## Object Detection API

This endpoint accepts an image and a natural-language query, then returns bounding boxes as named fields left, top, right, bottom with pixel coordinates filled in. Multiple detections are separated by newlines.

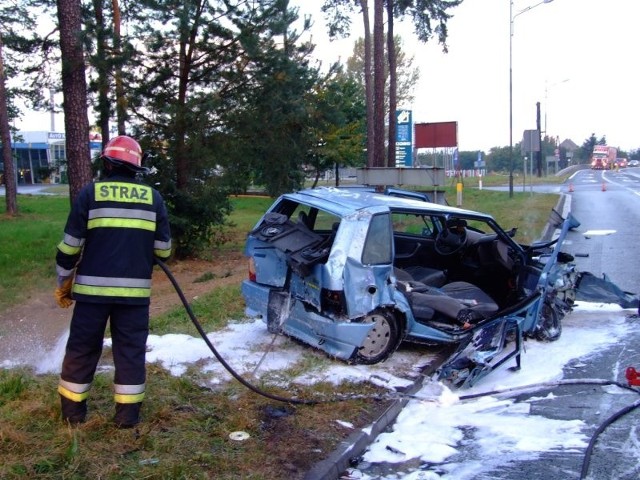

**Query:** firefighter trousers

left=58, top=302, right=149, bottom=426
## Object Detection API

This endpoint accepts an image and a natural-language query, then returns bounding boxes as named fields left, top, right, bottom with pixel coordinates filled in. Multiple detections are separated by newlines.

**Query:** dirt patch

left=149, top=251, right=247, bottom=316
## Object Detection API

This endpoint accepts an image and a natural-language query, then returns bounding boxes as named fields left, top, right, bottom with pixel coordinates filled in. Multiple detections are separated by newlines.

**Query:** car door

left=342, top=211, right=396, bottom=318
left=391, top=211, right=444, bottom=269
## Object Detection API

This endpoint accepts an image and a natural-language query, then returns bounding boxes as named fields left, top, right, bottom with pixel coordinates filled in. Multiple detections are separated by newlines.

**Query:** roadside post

left=522, top=129, right=540, bottom=195
left=475, top=151, right=485, bottom=191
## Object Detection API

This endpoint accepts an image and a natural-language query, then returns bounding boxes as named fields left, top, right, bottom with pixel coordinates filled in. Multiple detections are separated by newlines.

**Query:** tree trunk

left=358, top=0, right=375, bottom=168
left=93, top=0, right=110, bottom=149
left=112, top=0, right=127, bottom=135
left=0, top=36, right=17, bottom=216
left=372, top=0, right=385, bottom=168
left=386, top=2, right=397, bottom=168
left=57, top=0, right=93, bottom=204
left=175, top=37, right=191, bottom=190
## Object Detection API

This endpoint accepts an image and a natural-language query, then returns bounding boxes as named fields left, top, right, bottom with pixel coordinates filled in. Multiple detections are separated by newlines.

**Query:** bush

left=162, top=182, right=232, bottom=258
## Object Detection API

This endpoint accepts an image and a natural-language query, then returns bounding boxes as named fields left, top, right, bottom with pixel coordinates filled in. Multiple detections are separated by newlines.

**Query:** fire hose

left=155, top=258, right=319, bottom=405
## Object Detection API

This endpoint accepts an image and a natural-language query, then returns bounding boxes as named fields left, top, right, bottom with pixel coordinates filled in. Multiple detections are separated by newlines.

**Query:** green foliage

left=231, top=50, right=315, bottom=196
left=413, top=1, right=464, bottom=44
left=346, top=34, right=420, bottom=107
left=161, top=181, right=233, bottom=259
left=0, top=0, right=57, bottom=116
left=116, top=1, right=349, bottom=238
left=305, top=70, right=367, bottom=183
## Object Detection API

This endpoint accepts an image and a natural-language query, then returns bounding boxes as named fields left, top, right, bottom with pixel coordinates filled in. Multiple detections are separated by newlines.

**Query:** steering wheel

left=435, top=225, right=467, bottom=256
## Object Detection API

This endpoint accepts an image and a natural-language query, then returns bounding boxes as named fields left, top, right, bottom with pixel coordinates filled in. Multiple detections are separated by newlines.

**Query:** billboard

left=395, top=110, right=413, bottom=167
left=414, top=121, right=458, bottom=148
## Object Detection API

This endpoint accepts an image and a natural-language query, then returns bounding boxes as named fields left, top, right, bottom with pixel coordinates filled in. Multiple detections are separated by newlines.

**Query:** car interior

left=256, top=203, right=524, bottom=330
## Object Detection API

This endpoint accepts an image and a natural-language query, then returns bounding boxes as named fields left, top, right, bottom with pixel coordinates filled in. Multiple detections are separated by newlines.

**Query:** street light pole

left=509, top=0, right=554, bottom=198
left=509, top=0, right=514, bottom=198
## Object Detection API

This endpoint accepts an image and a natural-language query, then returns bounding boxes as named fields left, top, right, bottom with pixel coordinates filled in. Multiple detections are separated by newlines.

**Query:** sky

left=4, top=300, right=638, bottom=479
left=15, top=1, right=640, bottom=153
left=291, top=0, right=640, bottom=153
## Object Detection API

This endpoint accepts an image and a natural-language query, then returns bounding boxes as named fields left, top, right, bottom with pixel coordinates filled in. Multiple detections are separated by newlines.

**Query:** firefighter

left=54, top=135, right=172, bottom=428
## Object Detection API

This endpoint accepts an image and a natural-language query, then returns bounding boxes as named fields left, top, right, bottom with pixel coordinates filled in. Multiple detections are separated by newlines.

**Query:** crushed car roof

left=285, top=187, right=492, bottom=219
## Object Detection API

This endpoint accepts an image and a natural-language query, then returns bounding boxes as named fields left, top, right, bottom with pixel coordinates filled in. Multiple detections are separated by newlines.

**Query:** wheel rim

left=359, top=313, right=392, bottom=359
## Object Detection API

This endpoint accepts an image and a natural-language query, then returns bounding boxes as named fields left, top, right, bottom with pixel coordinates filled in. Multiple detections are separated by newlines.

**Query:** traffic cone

left=602, top=182, right=607, bottom=192
left=569, top=183, right=574, bottom=192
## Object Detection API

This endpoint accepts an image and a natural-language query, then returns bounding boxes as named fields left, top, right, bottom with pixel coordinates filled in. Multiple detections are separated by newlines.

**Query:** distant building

left=1, top=131, right=102, bottom=184
left=559, top=138, right=579, bottom=166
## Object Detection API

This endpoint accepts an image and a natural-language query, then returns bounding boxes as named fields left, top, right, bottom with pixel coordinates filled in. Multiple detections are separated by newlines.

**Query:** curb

left=539, top=192, right=572, bottom=242
left=304, top=347, right=455, bottom=480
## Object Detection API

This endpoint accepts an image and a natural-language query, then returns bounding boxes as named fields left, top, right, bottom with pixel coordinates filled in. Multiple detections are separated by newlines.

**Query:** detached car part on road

left=241, top=187, right=583, bottom=388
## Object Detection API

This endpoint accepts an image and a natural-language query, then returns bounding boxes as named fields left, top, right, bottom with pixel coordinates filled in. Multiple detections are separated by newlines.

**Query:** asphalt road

left=0, top=184, right=59, bottom=196
left=7, top=178, right=640, bottom=479
left=472, top=317, right=640, bottom=480
left=564, top=167, right=640, bottom=293
left=348, top=169, right=640, bottom=480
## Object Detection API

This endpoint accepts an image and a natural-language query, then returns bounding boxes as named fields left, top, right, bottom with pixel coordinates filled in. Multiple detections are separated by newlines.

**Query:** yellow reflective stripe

left=95, top=182, right=153, bottom=205
left=57, top=241, right=82, bottom=255
left=154, top=248, right=172, bottom=258
left=73, top=284, right=151, bottom=298
left=114, top=392, right=145, bottom=404
left=58, top=385, right=90, bottom=402
left=154, top=239, right=172, bottom=258
left=88, top=218, right=156, bottom=231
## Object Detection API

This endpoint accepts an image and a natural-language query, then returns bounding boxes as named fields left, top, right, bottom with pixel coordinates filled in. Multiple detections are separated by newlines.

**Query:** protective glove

left=54, top=277, right=74, bottom=308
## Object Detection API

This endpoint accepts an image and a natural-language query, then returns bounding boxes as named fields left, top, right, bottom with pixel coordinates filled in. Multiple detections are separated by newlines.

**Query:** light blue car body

left=241, top=187, right=580, bottom=387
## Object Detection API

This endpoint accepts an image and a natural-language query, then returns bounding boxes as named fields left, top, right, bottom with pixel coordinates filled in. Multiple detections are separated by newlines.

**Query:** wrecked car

left=241, top=187, right=582, bottom=388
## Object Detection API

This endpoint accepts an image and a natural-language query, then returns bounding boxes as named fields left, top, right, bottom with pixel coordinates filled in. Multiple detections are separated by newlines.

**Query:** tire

left=352, top=310, right=401, bottom=365
left=535, top=301, right=562, bottom=342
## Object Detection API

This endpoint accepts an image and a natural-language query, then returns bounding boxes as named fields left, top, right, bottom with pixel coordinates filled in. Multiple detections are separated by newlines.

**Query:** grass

left=442, top=187, right=561, bottom=244
left=151, top=284, right=245, bottom=335
left=0, top=366, right=387, bottom=479
left=0, top=177, right=567, bottom=478
left=0, top=195, right=71, bottom=308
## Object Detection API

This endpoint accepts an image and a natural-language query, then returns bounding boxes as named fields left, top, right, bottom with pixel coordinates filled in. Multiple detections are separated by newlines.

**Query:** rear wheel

left=353, top=310, right=401, bottom=365
left=535, top=301, right=562, bottom=342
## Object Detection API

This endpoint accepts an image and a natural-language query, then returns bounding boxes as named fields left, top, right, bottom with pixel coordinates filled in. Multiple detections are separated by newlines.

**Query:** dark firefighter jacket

left=56, top=175, right=172, bottom=305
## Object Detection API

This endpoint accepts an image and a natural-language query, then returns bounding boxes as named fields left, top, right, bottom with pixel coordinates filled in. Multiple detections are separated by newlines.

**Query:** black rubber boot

left=114, top=403, right=141, bottom=429
left=60, top=396, right=87, bottom=425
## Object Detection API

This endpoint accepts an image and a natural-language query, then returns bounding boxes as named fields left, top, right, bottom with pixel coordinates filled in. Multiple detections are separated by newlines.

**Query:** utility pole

left=536, top=102, right=542, bottom=177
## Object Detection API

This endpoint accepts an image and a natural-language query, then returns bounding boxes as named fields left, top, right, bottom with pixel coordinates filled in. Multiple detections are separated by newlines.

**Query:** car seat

left=397, top=279, right=499, bottom=327
left=394, top=266, right=447, bottom=287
